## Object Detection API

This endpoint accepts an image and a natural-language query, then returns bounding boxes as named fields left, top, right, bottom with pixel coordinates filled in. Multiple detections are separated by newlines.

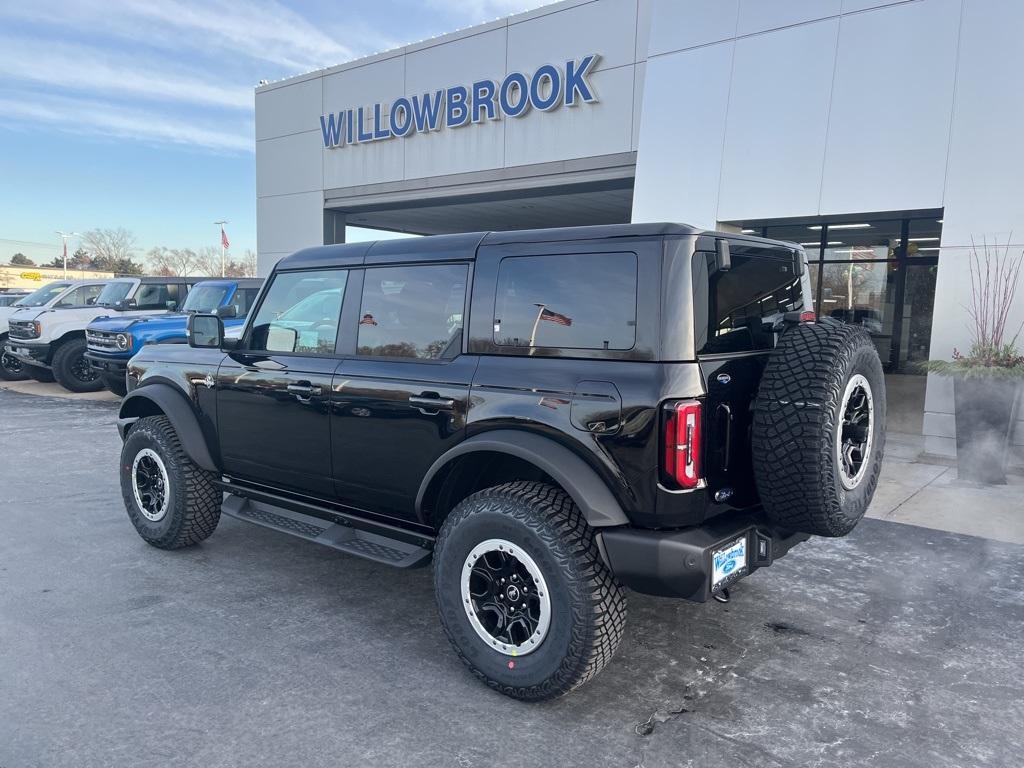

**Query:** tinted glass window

left=248, top=270, right=348, bottom=354
left=97, top=281, right=135, bottom=306
left=19, top=282, right=72, bottom=307
left=694, top=250, right=805, bottom=354
left=494, top=252, right=637, bottom=351
left=134, top=283, right=181, bottom=310
left=357, top=264, right=467, bottom=360
left=56, top=283, right=105, bottom=307
left=232, top=288, right=261, bottom=317
left=182, top=284, right=229, bottom=313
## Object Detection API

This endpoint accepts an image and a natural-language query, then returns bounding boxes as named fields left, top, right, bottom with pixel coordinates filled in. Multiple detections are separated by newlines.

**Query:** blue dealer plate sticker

left=711, top=536, right=747, bottom=591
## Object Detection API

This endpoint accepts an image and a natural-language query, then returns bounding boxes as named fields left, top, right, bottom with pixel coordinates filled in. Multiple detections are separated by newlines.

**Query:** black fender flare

left=416, top=430, right=630, bottom=528
left=118, top=383, right=218, bottom=472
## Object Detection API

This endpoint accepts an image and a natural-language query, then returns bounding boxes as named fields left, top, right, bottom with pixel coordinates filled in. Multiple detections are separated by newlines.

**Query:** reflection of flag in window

left=359, top=313, right=377, bottom=326
left=537, top=305, right=572, bottom=326
left=528, top=303, right=572, bottom=347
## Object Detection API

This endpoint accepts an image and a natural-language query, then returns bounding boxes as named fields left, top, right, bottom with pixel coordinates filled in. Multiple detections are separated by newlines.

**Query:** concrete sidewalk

left=0, top=379, right=119, bottom=402
left=868, top=431, right=1024, bottom=545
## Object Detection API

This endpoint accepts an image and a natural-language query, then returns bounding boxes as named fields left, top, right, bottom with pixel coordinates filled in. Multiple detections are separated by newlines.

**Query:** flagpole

left=214, top=220, right=228, bottom=277
left=55, top=231, right=80, bottom=279
left=528, top=303, right=546, bottom=349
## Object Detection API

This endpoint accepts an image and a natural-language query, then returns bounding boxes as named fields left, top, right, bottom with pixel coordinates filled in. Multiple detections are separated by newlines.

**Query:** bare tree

left=239, top=249, right=258, bottom=277
left=147, top=246, right=202, bottom=276
left=82, top=228, right=137, bottom=266
left=194, top=246, right=224, bottom=277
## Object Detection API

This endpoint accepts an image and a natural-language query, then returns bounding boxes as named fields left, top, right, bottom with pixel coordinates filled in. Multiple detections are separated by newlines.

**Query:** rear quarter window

left=493, top=252, right=638, bottom=352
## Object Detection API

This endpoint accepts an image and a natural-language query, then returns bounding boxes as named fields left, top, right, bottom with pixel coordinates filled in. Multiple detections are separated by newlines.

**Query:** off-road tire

left=752, top=318, right=886, bottom=537
left=434, top=481, right=626, bottom=701
left=120, top=415, right=221, bottom=549
left=51, top=337, right=103, bottom=393
left=102, top=373, right=128, bottom=397
left=0, top=337, right=29, bottom=381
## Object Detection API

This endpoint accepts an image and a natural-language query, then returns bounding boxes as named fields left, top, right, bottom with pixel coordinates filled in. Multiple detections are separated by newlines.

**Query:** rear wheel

left=751, top=318, right=886, bottom=537
left=51, top=337, right=103, bottom=393
left=120, top=415, right=221, bottom=549
left=434, top=481, right=626, bottom=701
left=101, top=373, right=128, bottom=397
left=0, top=337, right=28, bottom=381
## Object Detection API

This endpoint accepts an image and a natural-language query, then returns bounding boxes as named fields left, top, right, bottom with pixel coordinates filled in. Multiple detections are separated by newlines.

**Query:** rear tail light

left=663, top=400, right=703, bottom=489
left=798, top=310, right=816, bottom=323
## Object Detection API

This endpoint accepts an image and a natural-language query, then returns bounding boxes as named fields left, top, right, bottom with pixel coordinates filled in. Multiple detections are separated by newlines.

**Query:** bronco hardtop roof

left=278, top=223, right=718, bottom=271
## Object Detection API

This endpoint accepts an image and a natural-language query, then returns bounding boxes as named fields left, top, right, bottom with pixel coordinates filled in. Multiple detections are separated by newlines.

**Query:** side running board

left=221, top=494, right=432, bottom=568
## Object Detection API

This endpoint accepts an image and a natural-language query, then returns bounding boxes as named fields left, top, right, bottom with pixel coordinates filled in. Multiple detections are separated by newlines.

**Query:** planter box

left=954, top=377, right=1022, bottom=484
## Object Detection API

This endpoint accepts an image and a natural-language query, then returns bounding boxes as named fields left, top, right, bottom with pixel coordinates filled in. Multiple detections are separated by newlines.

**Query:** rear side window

left=247, top=270, right=348, bottom=354
left=694, top=248, right=805, bottom=354
left=134, top=283, right=184, bottom=311
left=493, top=252, right=637, bottom=351
left=232, top=288, right=261, bottom=317
left=357, top=264, right=467, bottom=360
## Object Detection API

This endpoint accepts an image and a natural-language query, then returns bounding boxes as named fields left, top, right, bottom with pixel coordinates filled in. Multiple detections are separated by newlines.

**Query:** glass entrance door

left=758, top=212, right=942, bottom=374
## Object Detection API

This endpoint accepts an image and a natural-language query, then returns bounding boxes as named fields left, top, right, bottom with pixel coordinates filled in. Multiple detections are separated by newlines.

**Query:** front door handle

left=409, top=394, right=456, bottom=413
left=287, top=382, right=322, bottom=397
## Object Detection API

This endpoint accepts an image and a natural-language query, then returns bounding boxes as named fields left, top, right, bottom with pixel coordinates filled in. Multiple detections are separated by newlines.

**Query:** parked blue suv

left=85, top=278, right=263, bottom=395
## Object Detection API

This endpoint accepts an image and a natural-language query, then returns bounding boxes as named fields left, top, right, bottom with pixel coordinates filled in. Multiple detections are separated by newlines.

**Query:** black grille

left=8, top=321, right=36, bottom=340
left=87, top=331, right=119, bottom=351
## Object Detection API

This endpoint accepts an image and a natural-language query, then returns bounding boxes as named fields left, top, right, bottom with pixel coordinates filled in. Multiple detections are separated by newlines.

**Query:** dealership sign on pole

left=320, top=54, right=600, bottom=149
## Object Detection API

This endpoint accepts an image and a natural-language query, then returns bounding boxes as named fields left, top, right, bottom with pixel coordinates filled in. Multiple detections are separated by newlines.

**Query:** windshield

left=17, top=282, right=73, bottom=308
left=97, top=281, right=135, bottom=307
left=182, top=284, right=229, bottom=313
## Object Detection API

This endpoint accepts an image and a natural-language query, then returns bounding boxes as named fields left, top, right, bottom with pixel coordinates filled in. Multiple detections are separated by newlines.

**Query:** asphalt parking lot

left=2, top=388, right=1022, bottom=768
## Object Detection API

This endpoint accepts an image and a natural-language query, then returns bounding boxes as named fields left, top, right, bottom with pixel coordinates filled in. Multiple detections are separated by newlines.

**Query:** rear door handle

left=409, top=393, right=456, bottom=412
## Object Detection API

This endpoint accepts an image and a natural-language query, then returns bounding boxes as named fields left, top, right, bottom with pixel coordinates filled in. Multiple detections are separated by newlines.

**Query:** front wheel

left=434, top=481, right=626, bottom=701
left=52, top=337, right=103, bottom=393
left=120, top=415, right=222, bottom=549
left=0, top=339, right=28, bottom=381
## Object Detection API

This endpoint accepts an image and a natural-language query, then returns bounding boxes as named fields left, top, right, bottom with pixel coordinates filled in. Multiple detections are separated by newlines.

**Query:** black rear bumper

left=599, top=512, right=809, bottom=602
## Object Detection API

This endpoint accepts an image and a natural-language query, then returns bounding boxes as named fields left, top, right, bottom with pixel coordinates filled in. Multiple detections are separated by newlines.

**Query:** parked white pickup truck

left=4, top=277, right=199, bottom=392
left=1, top=280, right=110, bottom=383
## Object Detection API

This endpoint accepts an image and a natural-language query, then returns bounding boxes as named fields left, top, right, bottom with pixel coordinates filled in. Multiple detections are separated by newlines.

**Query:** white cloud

left=0, top=0, right=361, bottom=72
left=0, top=36, right=252, bottom=111
left=0, top=92, right=253, bottom=153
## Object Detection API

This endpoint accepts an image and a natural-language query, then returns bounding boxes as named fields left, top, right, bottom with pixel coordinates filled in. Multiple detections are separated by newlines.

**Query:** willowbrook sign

left=319, top=54, right=600, bottom=149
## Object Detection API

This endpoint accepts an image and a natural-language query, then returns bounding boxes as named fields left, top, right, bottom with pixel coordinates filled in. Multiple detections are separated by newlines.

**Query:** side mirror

left=188, top=313, right=224, bottom=349
left=215, top=304, right=237, bottom=318
left=116, top=298, right=137, bottom=310
left=86, top=296, right=97, bottom=306
left=166, top=300, right=178, bottom=311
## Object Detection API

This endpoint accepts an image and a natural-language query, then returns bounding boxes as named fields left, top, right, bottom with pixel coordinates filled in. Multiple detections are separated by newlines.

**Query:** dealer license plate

left=711, top=535, right=748, bottom=591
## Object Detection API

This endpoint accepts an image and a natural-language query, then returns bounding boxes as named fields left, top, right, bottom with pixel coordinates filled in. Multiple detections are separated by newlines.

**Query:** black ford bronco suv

left=116, top=223, right=885, bottom=700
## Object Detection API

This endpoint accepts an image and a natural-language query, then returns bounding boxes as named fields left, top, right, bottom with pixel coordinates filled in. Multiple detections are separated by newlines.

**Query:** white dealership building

left=254, top=0, right=1024, bottom=461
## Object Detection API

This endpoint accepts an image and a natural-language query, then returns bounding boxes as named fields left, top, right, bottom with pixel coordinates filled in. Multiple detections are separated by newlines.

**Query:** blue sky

left=0, top=0, right=549, bottom=265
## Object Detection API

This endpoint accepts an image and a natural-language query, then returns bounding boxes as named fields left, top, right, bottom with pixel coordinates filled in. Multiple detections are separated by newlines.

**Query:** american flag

left=537, top=305, right=572, bottom=326
left=221, top=226, right=230, bottom=250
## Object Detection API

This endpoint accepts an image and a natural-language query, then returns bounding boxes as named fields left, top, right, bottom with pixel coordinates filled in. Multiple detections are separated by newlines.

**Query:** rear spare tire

left=751, top=318, right=886, bottom=537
